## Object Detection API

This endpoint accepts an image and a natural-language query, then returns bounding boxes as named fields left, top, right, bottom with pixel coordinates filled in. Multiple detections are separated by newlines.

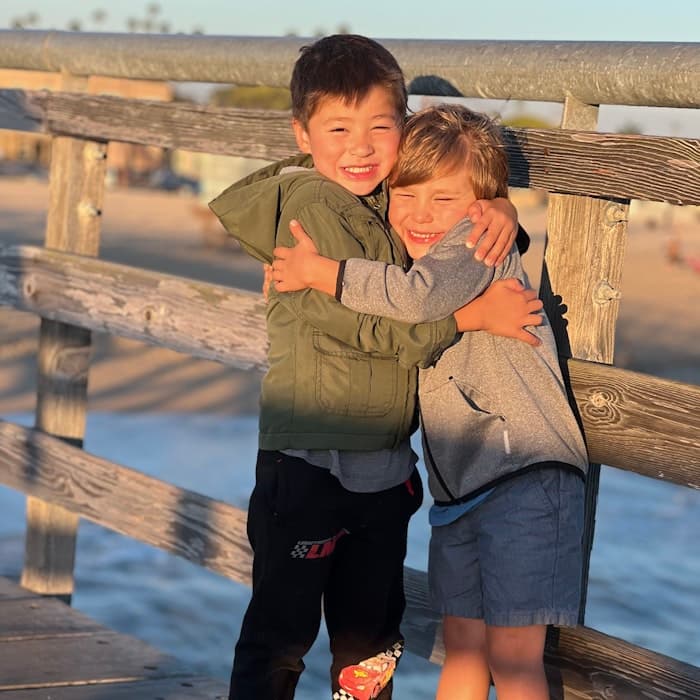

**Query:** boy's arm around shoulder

left=340, top=219, right=495, bottom=323
left=274, top=199, right=458, bottom=369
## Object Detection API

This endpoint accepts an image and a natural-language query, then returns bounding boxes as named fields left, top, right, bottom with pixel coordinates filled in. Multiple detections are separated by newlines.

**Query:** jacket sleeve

left=273, top=201, right=458, bottom=369
left=339, top=219, right=498, bottom=323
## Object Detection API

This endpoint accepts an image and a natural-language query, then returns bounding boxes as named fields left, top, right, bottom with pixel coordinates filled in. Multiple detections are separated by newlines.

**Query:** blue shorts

left=428, top=466, right=585, bottom=627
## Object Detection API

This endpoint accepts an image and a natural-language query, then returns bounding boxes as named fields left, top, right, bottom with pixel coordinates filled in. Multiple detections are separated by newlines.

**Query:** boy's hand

left=454, top=278, right=543, bottom=346
left=272, top=220, right=340, bottom=296
left=466, top=198, right=518, bottom=267
left=271, top=219, right=321, bottom=292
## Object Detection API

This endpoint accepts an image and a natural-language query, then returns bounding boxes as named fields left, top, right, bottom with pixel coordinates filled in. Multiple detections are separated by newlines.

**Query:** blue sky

left=1, top=0, right=699, bottom=41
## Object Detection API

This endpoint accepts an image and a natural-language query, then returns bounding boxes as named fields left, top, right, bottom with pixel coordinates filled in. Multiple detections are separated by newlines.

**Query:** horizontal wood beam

left=1, top=90, right=699, bottom=205
left=0, top=419, right=252, bottom=586
left=0, top=32, right=697, bottom=108
left=567, top=358, right=700, bottom=488
left=0, top=244, right=269, bottom=372
left=0, top=420, right=697, bottom=698
left=1, top=244, right=698, bottom=487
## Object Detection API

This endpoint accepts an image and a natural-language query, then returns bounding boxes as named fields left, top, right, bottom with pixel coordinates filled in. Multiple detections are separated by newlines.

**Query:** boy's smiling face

left=292, top=85, right=402, bottom=197
left=389, top=164, right=477, bottom=260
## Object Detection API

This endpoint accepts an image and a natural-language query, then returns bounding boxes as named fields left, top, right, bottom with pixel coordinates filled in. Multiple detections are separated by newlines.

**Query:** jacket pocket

left=420, top=376, right=512, bottom=498
left=313, top=331, right=398, bottom=417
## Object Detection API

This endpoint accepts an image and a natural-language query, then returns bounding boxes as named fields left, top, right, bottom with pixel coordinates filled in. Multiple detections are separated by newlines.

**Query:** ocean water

left=0, top=412, right=698, bottom=698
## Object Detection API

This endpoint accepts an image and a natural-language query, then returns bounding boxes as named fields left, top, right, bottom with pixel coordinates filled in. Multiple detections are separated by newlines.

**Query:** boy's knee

left=442, top=616, right=487, bottom=654
left=485, top=625, right=545, bottom=674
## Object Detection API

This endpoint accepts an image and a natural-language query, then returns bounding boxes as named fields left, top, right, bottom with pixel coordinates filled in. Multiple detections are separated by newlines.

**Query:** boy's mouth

left=342, top=165, right=378, bottom=178
left=405, top=230, right=444, bottom=242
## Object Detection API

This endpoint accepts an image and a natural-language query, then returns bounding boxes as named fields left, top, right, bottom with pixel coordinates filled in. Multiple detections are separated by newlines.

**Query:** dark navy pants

left=228, top=450, right=423, bottom=699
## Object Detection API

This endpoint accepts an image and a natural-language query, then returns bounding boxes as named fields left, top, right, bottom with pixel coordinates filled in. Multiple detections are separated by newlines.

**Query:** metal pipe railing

left=0, top=30, right=698, bottom=107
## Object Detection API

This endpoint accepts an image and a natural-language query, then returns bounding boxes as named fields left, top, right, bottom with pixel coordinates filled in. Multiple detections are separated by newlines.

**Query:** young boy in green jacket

left=210, top=34, right=539, bottom=700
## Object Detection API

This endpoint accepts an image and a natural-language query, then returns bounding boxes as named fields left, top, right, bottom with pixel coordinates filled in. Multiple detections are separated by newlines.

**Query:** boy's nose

left=349, top=136, right=374, bottom=157
left=412, top=209, right=433, bottom=223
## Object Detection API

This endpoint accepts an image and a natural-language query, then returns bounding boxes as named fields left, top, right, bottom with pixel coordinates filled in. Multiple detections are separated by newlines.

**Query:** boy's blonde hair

left=390, top=104, right=509, bottom=199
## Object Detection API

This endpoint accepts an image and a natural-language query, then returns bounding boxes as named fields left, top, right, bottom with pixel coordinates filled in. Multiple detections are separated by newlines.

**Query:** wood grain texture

left=21, top=97, right=108, bottom=596
left=1, top=89, right=698, bottom=204
left=0, top=596, right=103, bottom=640
left=0, top=420, right=253, bottom=586
left=567, top=358, right=700, bottom=485
left=0, top=578, right=227, bottom=698
left=0, top=632, right=181, bottom=689
left=0, top=244, right=269, bottom=371
left=541, top=97, right=626, bottom=623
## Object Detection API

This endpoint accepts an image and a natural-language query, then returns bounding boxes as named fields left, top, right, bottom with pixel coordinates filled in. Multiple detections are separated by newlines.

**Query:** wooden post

left=21, top=73, right=107, bottom=602
left=540, top=95, right=630, bottom=621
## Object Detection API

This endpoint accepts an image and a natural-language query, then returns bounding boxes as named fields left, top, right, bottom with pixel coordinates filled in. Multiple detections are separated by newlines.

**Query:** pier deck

left=0, top=577, right=227, bottom=699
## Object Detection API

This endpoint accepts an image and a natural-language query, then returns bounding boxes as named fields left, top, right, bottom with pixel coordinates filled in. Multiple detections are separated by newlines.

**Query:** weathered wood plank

left=0, top=420, right=253, bottom=586
left=1, top=89, right=698, bottom=204
left=0, top=244, right=269, bottom=371
left=22, top=88, right=108, bottom=598
left=541, top=96, right=628, bottom=622
left=0, top=595, right=103, bottom=639
left=0, top=577, right=37, bottom=601
left=551, top=625, right=700, bottom=699
left=0, top=677, right=228, bottom=699
left=567, top=358, right=700, bottom=486
left=1, top=246, right=697, bottom=485
left=0, top=632, right=182, bottom=690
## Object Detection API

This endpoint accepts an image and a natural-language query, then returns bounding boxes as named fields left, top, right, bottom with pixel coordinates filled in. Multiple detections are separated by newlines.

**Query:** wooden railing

left=0, top=31, right=698, bottom=698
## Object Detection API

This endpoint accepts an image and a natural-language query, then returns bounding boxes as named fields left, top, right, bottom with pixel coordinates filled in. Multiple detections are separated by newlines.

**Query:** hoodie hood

left=208, top=154, right=315, bottom=263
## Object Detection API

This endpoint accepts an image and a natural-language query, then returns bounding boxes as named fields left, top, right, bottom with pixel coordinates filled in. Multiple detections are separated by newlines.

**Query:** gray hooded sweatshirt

left=339, top=218, right=589, bottom=504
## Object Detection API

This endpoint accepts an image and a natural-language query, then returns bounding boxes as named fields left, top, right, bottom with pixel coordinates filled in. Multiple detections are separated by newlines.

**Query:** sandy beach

left=1, top=175, right=699, bottom=417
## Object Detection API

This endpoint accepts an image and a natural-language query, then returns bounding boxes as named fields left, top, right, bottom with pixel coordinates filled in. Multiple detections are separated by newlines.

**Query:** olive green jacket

left=209, top=156, right=457, bottom=451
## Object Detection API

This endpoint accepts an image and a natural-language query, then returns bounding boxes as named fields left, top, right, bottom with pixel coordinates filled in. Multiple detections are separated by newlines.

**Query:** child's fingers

left=526, top=299, right=544, bottom=314
left=466, top=219, right=488, bottom=250
left=289, top=219, right=313, bottom=243
left=501, top=278, right=525, bottom=291
left=467, top=201, right=484, bottom=223
left=289, top=219, right=305, bottom=240
left=481, top=225, right=518, bottom=266
left=272, top=246, right=290, bottom=260
left=524, top=310, right=544, bottom=326
left=515, top=329, right=542, bottom=347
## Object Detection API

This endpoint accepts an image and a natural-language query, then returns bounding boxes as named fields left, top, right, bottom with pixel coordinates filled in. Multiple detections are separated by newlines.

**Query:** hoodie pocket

left=420, top=376, right=513, bottom=496
left=313, top=331, right=398, bottom=417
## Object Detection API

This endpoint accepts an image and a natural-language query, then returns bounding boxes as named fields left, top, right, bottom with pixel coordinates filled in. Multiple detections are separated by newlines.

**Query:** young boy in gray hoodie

left=271, top=103, right=589, bottom=700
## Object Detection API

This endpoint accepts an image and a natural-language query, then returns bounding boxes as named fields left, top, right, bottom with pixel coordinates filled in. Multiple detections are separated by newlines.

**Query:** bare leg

left=436, top=616, right=491, bottom=700
left=486, top=624, right=548, bottom=700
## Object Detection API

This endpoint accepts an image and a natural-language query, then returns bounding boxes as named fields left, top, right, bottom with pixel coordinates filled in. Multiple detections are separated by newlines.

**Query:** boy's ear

left=292, top=119, right=312, bottom=154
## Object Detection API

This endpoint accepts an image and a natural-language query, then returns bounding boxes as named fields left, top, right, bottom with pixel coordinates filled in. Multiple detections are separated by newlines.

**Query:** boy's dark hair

left=290, top=34, right=407, bottom=127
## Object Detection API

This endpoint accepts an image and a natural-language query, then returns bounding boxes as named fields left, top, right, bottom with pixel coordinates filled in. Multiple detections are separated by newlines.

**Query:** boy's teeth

left=345, top=166, right=373, bottom=173
left=410, top=231, right=438, bottom=239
